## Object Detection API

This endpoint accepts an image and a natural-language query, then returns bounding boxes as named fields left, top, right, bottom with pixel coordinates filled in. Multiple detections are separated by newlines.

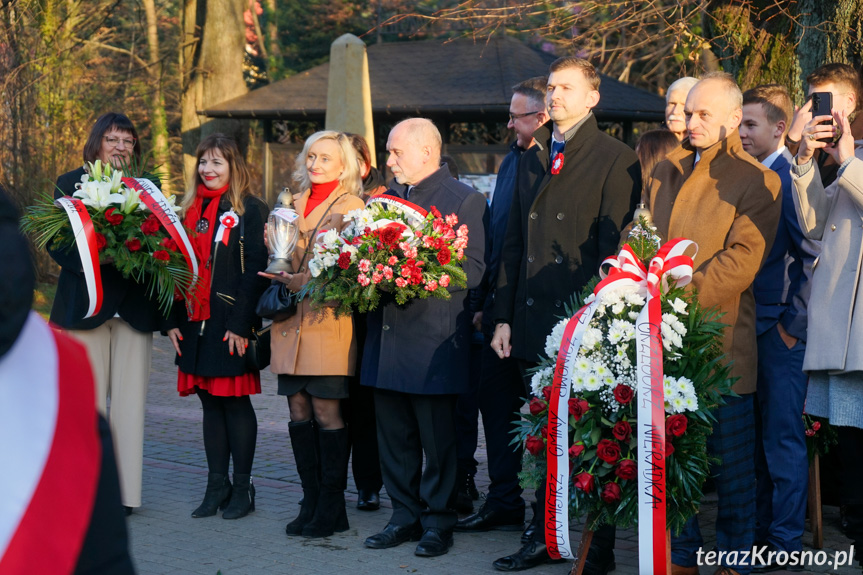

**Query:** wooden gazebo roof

left=203, top=37, right=665, bottom=123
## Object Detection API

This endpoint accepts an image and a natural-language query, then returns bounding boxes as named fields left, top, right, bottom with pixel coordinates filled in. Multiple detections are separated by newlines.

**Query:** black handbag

left=256, top=283, right=297, bottom=321
left=239, top=216, right=272, bottom=371
left=246, top=324, right=271, bottom=371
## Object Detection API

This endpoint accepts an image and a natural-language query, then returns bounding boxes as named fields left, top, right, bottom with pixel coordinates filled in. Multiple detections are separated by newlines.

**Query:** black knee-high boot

left=286, top=420, right=320, bottom=536
left=302, top=427, right=350, bottom=538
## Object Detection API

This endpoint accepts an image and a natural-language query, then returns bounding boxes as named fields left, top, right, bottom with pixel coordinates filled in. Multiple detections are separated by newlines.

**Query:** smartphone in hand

left=810, top=92, right=836, bottom=143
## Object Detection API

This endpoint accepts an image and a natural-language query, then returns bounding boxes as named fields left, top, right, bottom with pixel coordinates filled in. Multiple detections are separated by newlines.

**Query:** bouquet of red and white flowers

left=23, top=160, right=198, bottom=315
left=301, top=196, right=469, bottom=315
left=515, top=219, right=733, bottom=563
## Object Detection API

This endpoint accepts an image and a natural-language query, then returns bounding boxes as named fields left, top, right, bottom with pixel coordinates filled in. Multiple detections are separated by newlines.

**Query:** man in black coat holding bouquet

left=362, top=118, right=487, bottom=557
left=491, top=57, right=640, bottom=572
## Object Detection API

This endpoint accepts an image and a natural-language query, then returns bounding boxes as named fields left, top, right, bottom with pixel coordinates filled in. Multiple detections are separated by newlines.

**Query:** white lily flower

left=73, top=179, right=126, bottom=211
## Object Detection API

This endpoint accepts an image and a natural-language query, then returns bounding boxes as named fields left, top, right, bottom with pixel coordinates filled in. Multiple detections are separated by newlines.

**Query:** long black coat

left=494, top=116, right=640, bottom=362
left=361, top=166, right=487, bottom=395
left=171, top=195, right=269, bottom=377
left=49, top=167, right=166, bottom=332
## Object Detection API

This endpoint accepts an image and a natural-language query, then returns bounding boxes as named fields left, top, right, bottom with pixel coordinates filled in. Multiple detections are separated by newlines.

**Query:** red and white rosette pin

left=215, top=210, right=238, bottom=246
left=550, top=153, right=564, bottom=175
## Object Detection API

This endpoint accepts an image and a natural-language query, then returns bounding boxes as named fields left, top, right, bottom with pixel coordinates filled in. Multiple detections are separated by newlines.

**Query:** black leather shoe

left=455, top=503, right=524, bottom=532
left=123, top=506, right=133, bottom=517
left=583, top=548, right=616, bottom=575
left=520, top=520, right=536, bottom=544
left=415, top=528, right=454, bottom=557
left=493, top=541, right=566, bottom=571
left=357, top=489, right=380, bottom=511
left=364, top=522, right=423, bottom=549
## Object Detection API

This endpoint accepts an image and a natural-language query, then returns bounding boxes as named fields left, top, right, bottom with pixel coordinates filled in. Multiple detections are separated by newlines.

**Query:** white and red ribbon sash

left=122, top=177, right=199, bottom=282
left=367, top=195, right=429, bottom=227
left=0, top=313, right=101, bottom=573
left=55, top=197, right=103, bottom=318
left=547, top=238, right=695, bottom=571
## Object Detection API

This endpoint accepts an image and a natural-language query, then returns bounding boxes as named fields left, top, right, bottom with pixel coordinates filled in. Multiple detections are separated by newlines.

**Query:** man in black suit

left=490, top=57, right=640, bottom=573
left=362, top=118, right=487, bottom=558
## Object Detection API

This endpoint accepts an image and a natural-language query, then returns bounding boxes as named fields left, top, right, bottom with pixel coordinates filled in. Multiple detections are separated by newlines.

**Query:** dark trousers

left=347, top=313, right=382, bottom=493
left=479, top=341, right=527, bottom=512
left=347, top=374, right=382, bottom=493
left=838, top=426, right=863, bottom=555
left=374, top=389, right=458, bottom=531
left=454, top=341, right=482, bottom=476
left=755, top=324, right=808, bottom=552
left=672, top=393, right=756, bottom=575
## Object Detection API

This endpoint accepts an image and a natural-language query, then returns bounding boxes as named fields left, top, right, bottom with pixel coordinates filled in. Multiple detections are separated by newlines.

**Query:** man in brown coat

left=646, top=72, right=782, bottom=575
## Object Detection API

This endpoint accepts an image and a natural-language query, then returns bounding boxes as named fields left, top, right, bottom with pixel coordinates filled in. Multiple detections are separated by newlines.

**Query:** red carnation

left=600, top=482, right=622, bottom=504
left=568, top=398, right=590, bottom=420
left=125, top=238, right=141, bottom=252
left=596, top=439, right=622, bottom=464
left=153, top=250, right=170, bottom=262
left=337, top=252, right=351, bottom=269
left=95, top=232, right=107, bottom=252
left=615, top=459, right=637, bottom=481
left=665, top=414, right=688, bottom=438
left=573, top=471, right=595, bottom=492
left=525, top=435, right=544, bottom=455
left=528, top=398, right=546, bottom=415
left=160, top=236, right=178, bottom=251
left=569, top=443, right=585, bottom=458
left=104, top=207, right=124, bottom=226
left=378, top=223, right=405, bottom=247
left=612, top=421, right=632, bottom=442
left=141, top=213, right=160, bottom=235
left=437, top=248, right=451, bottom=265
left=430, top=206, right=442, bottom=218
left=613, top=384, right=634, bottom=405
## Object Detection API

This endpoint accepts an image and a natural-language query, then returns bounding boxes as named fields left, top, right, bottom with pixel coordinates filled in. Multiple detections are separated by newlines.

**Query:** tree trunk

left=143, top=0, right=172, bottom=194
left=705, top=0, right=863, bottom=104
left=180, top=0, right=248, bottom=192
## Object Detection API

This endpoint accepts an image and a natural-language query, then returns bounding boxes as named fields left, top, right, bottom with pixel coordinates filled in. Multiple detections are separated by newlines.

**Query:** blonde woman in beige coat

left=260, top=131, right=365, bottom=539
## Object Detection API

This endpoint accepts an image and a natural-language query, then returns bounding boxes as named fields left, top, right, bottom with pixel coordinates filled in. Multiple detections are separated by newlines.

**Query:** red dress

left=177, top=370, right=261, bottom=397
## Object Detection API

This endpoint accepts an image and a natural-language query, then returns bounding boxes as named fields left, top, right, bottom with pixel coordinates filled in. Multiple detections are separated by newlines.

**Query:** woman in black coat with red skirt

left=166, top=134, right=269, bottom=520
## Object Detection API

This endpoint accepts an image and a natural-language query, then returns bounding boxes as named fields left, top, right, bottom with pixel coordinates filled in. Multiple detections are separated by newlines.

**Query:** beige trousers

left=68, top=318, right=152, bottom=508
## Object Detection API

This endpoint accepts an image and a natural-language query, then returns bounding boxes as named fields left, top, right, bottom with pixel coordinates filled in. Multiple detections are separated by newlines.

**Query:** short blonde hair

left=292, top=131, right=363, bottom=196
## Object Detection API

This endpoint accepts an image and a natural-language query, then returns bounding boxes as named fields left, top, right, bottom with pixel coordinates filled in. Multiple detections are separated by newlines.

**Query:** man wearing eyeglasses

left=454, top=76, right=548, bottom=533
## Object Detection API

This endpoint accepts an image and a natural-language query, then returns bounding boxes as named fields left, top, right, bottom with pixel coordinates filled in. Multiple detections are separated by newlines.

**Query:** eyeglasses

left=103, top=136, right=136, bottom=148
left=508, top=111, right=541, bottom=121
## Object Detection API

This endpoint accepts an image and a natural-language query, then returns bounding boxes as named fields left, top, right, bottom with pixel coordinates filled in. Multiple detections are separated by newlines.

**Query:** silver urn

left=265, top=188, right=300, bottom=274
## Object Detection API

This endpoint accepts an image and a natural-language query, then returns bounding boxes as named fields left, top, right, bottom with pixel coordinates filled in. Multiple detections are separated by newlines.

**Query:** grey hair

left=392, top=118, right=442, bottom=157
left=698, top=71, right=743, bottom=110
left=666, top=77, right=699, bottom=101
left=292, top=130, right=363, bottom=196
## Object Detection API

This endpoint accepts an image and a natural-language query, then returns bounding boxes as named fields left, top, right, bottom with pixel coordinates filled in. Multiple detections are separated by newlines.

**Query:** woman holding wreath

left=49, top=112, right=161, bottom=516
left=166, top=133, right=269, bottom=520
left=261, top=131, right=365, bottom=538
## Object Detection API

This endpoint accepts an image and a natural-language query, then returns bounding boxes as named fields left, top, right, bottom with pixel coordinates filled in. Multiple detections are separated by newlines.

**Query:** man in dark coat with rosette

left=361, top=118, right=487, bottom=558
left=491, top=57, right=640, bottom=573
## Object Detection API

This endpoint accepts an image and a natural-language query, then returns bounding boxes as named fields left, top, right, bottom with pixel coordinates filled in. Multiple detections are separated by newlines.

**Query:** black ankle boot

left=191, top=472, right=232, bottom=518
left=302, top=428, right=350, bottom=538
left=222, top=473, right=255, bottom=519
left=286, top=421, right=320, bottom=536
